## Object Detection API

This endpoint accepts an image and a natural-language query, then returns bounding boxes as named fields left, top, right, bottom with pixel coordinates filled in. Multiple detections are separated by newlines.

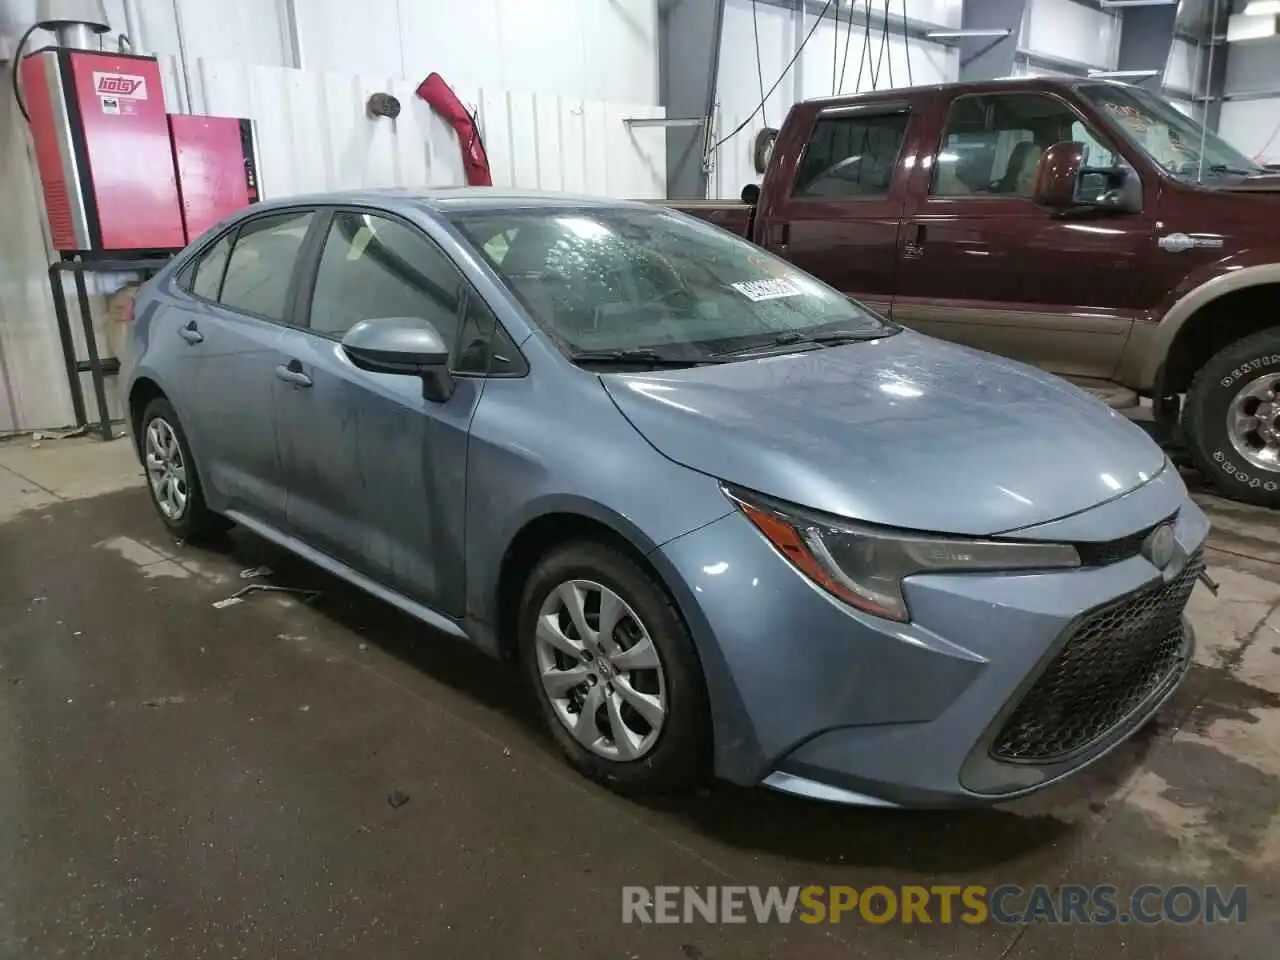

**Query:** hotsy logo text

left=93, top=73, right=147, bottom=99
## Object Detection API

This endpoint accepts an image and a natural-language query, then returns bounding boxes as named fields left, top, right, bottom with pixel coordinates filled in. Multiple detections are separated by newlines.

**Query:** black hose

left=10, top=23, right=41, bottom=124
left=712, top=0, right=835, bottom=152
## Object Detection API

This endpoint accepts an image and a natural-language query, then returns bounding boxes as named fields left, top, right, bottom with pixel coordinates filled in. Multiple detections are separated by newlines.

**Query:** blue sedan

left=123, top=189, right=1210, bottom=806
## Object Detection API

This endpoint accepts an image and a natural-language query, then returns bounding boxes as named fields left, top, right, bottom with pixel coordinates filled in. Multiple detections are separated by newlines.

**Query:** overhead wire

left=900, top=0, right=913, bottom=85
left=876, top=0, right=892, bottom=90
left=836, top=0, right=857, bottom=94
left=750, top=0, right=769, bottom=128
left=855, top=0, right=873, bottom=92
left=711, top=0, right=835, bottom=152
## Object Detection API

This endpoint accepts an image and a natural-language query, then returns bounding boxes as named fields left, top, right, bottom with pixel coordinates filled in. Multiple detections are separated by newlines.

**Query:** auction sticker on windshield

left=731, top=279, right=805, bottom=302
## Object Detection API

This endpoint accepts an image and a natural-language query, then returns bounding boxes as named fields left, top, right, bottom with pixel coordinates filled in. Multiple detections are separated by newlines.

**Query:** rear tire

left=1183, top=328, right=1280, bottom=507
left=140, top=398, right=224, bottom=540
left=517, top=541, right=708, bottom=795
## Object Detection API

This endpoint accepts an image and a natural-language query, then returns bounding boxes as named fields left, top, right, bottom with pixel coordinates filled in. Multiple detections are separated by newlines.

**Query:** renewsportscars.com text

left=622, top=884, right=1248, bottom=926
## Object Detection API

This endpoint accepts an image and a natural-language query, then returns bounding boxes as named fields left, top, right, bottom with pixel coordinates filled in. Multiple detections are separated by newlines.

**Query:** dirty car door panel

left=179, top=209, right=314, bottom=525
left=275, top=209, right=482, bottom=617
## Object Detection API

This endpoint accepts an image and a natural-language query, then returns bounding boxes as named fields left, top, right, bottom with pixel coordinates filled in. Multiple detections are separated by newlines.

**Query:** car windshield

left=1077, top=83, right=1264, bottom=182
left=449, top=207, right=892, bottom=361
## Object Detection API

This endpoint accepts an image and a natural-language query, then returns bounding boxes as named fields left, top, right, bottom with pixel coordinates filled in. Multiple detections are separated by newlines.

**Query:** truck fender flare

left=1141, top=263, right=1280, bottom=389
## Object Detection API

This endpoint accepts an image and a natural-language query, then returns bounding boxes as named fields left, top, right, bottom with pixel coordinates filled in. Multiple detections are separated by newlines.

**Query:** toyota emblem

left=1143, top=524, right=1176, bottom=570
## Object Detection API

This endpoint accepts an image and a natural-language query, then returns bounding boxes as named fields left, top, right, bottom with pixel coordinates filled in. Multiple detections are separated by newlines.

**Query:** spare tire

left=753, top=127, right=778, bottom=174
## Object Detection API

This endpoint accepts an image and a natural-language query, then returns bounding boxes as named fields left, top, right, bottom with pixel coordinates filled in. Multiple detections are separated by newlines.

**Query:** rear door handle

left=275, top=362, right=312, bottom=388
left=178, top=321, right=203, bottom=344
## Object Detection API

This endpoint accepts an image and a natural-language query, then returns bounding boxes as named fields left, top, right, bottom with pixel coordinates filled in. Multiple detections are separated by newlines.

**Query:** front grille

left=1074, top=513, right=1177, bottom=567
left=991, top=550, right=1203, bottom=764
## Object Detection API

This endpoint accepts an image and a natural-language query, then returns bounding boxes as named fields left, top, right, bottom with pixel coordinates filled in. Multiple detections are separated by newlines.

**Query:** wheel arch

left=127, top=373, right=170, bottom=457
left=488, top=501, right=671, bottom=663
left=1138, top=265, right=1280, bottom=394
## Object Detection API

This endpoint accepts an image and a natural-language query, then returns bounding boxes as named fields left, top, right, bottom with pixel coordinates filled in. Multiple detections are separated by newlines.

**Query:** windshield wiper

left=569, top=349, right=706, bottom=369
left=1206, top=164, right=1260, bottom=177
left=705, top=328, right=886, bottom=362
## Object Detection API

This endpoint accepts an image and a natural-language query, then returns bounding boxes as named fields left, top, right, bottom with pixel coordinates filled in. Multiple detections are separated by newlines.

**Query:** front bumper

left=653, top=468, right=1211, bottom=807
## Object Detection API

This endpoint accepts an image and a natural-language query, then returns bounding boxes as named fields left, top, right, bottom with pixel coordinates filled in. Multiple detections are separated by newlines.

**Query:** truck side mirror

left=1033, top=140, right=1141, bottom=215
left=1031, top=141, right=1086, bottom=208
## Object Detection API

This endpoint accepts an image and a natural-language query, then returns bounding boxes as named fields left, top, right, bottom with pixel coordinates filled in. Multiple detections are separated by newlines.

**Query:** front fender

left=1119, top=256, right=1280, bottom=391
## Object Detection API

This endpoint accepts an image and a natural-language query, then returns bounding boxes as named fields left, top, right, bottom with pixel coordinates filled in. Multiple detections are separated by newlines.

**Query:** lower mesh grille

left=991, top=551, right=1203, bottom=764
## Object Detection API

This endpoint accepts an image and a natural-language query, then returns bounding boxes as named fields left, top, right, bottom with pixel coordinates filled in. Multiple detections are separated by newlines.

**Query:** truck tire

left=1183, top=328, right=1280, bottom=508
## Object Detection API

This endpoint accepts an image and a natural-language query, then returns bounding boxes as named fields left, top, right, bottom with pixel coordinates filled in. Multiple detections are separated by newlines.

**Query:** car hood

left=601, top=330, right=1167, bottom=536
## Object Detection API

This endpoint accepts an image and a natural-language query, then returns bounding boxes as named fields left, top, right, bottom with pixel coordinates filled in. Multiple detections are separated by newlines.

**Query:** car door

left=175, top=209, right=315, bottom=526
left=894, top=90, right=1157, bottom=380
left=754, top=100, right=921, bottom=316
left=273, top=208, right=495, bottom=617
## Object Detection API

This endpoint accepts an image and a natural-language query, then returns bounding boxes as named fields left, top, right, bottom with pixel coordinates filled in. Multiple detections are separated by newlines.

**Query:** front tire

left=140, top=398, right=223, bottom=540
left=517, top=541, right=708, bottom=794
left=1184, top=329, right=1280, bottom=507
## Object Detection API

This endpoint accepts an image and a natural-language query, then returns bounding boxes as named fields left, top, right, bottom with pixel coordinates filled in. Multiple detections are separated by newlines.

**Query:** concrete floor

left=0, top=435, right=1277, bottom=959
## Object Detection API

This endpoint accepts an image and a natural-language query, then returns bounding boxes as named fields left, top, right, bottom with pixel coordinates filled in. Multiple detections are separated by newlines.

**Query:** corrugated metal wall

left=0, top=56, right=665, bottom=434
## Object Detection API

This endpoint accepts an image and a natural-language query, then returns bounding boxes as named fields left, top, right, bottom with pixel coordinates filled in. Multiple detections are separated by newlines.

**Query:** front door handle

left=178, top=321, right=203, bottom=344
left=275, top=362, right=313, bottom=388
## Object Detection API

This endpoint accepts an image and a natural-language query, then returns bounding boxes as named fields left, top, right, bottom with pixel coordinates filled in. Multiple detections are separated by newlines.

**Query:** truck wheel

left=1183, top=329, right=1280, bottom=507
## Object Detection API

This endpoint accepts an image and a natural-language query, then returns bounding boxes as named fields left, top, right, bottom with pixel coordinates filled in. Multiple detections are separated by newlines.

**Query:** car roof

left=245, top=187, right=659, bottom=217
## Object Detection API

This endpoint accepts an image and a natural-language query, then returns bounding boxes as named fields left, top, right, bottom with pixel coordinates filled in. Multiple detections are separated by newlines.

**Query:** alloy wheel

left=145, top=417, right=189, bottom=521
left=533, top=579, right=667, bottom=761
left=1227, top=372, right=1280, bottom=472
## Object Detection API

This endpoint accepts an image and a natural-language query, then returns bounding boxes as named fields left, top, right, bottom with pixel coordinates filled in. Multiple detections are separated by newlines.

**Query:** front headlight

left=723, top=485, right=1080, bottom=622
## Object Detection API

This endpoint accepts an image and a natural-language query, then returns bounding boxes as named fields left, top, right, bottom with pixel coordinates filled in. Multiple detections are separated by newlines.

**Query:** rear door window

left=218, top=210, right=314, bottom=321
left=189, top=232, right=232, bottom=300
left=793, top=111, right=910, bottom=199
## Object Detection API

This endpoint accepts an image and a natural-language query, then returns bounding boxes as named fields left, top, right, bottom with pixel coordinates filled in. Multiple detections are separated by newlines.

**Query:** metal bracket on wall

left=621, top=114, right=717, bottom=175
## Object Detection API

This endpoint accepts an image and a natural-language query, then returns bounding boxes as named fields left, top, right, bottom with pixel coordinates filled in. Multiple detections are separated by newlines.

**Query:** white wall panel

left=710, top=0, right=958, bottom=198
left=1223, top=36, right=1280, bottom=94
left=297, top=0, right=658, bottom=106
left=1164, top=38, right=1200, bottom=93
left=196, top=59, right=666, bottom=200
left=1218, top=100, right=1280, bottom=164
left=1021, top=0, right=1121, bottom=70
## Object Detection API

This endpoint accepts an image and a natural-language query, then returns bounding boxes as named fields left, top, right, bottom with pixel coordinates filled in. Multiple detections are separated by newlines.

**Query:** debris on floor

left=387, top=789, right=411, bottom=809
left=212, top=583, right=322, bottom=609
left=239, top=565, right=274, bottom=580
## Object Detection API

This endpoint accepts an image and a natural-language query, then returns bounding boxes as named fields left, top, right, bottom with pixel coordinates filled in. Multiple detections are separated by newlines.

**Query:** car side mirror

left=1032, top=141, right=1087, bottom=208
left=1033, top=140, right=1141, bottom=215
left=341, top=316, right=455, bottom=403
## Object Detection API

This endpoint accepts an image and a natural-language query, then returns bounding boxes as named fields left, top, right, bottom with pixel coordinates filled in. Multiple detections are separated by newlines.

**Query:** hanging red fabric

left=415, top=72, right=493, bottom=187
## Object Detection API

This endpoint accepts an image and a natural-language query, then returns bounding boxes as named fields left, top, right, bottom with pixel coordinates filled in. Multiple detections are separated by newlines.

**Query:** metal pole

left=1195, top=0, right=1221, bottom=183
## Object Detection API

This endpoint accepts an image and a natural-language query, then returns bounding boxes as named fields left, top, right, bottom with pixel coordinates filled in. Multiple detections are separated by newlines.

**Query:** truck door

left=755, top=100, right=921, bottom=318
left=894, top=90, right=1156, bottom=380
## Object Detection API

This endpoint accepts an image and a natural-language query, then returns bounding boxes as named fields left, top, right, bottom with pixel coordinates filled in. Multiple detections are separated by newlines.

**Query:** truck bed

left=654, top=200, right=754, bottom=237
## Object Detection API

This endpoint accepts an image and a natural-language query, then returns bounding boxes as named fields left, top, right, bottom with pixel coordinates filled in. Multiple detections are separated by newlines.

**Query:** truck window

left=931, top=94, right=1120, bottom=199
left=792, top=112, right=909, bottom=200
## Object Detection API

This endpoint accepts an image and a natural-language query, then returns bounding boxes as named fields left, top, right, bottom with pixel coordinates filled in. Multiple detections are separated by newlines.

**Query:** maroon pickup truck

left=673, top=77, right=1280, bottom=508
